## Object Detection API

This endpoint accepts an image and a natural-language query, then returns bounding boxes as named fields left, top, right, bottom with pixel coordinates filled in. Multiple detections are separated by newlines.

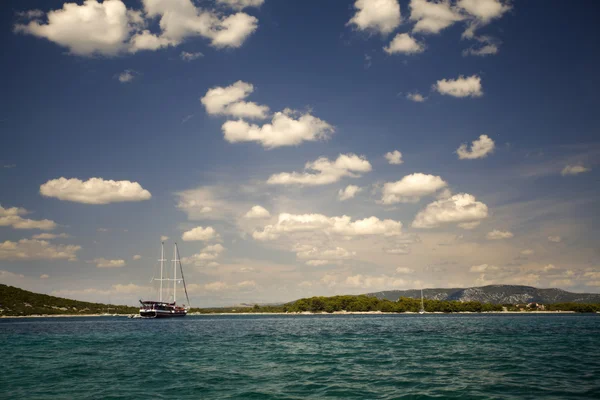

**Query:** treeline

left=0, top=284, right=137, bottom=316
left=191, top=295, right=600, bottom=314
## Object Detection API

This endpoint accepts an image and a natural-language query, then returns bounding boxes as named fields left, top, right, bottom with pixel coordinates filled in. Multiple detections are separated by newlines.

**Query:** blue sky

left=1, top=0, right=599, bottom=306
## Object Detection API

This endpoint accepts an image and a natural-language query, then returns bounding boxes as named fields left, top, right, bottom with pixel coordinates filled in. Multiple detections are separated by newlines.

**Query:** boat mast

left=173, top=243, right=178, bottom=304
left=159, top=241, right=165, bottom=303
left=420, top=289, right=424, bottom=310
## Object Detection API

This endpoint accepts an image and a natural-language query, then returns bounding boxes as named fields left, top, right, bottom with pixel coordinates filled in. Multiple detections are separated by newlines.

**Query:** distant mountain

left=0, top=284, right=137, bottom=316
left=367, top=285, right=600, bottom=304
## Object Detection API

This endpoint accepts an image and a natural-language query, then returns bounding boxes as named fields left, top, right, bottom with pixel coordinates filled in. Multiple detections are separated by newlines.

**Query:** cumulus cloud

left=384, top=150, right=404, bottom=165
left=486, top=229, right=514, bottom=240
left=343, top=274, right=407, bottom=290
left=222, top=109, right=334, bottom=148
left=384, top=33, right=425, bottom=54
left=182, top=226, right=218, bottom=241
left=561, top=165, right=590, bottom=176
left=117, top=69, right=137, bottom=83
left=40, top=177, right=151, bottom=204
left=409, top=0, right=464, bottom=34
left=469, top=263, right=497, bottom=272
left=0, top=205, right=57, bottom=231
left=548, top=236, right=562, bottom=243
left=244, top=205, right=271, bottom=219
left=338, top=185, right=362, bottom=201
left=0, top=239, right=81, bottom=261
left=294, top=244, right=356, bottom=261
left=160, top=235, right=169, bottom=241
left=458, top=0, right=510, bottom=22
left=133, top=254, right=142, bottom=260
left=381, top=173, right=447, bottom=204
left=32, top=233, right=69, bottom=240
left=268, top=154, right=371, bottom=186
left=406, top=92, right=427, bottom=102
left=201, top=81, right=269, bottom=119
left=520, top=249, right=535, bottom=256
left=180, top=51, right=203, bottom=61
left=40, top=274, right=50, bottom=279
left=396, top=267, right=414, bottom=274
left=183, top=243, right=226, bottom=266
left=200, top=280, right=256, bottom=292
left=458, top=221, right=480, bottom=230
left=347, top=0, right=402, bottom=35
left=14, top=0, right=135, bottom=56
left=456, top=134, right=495, bottom=159
left=254, top=213, right=402, bottom=241
left=462, top=38, right=499, bottom=57
left=412, top=193, right=488, bottom=228
left=306, top=260, right=330, bottom=266
left=217, top=0, right=264, bottom=10
left=92, top=258, right=126, bottom=268
left=15, top=0, right=259, bottom=57
left=434, top=74, right=483, bottom=98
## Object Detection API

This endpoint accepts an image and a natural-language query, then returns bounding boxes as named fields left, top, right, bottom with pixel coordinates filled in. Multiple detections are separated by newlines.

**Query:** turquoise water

left=1, top=314, right=599, bottom=399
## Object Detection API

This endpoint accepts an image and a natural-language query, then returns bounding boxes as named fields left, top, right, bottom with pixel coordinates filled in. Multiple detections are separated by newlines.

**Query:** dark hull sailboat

left=139, top=242, right=191, bottom=318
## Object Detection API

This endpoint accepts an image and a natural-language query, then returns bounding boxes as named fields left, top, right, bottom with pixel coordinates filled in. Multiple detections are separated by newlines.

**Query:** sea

left=1, top=314, right=599, bottom=399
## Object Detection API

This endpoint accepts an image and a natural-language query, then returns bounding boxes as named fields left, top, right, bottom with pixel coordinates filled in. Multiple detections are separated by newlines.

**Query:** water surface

left=1, top=314, right=599, bottom=399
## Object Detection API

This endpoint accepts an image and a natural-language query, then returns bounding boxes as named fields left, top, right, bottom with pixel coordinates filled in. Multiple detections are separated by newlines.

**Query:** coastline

left=1, top=310, right=582, bottom=318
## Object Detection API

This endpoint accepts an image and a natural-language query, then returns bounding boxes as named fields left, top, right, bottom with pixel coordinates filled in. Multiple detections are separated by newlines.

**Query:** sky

left=1, top=0, right=599, bottom=307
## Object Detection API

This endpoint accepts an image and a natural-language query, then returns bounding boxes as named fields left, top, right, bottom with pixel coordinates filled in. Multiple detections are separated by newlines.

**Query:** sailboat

left=419, top=289, right=425, bottom=314
left=139, top=242, right=191, bottom=318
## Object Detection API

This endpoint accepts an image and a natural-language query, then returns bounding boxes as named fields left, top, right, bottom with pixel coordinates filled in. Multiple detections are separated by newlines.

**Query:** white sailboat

left=138, top=242, right=191, bottom=318
left=419, top=288, right=425, bottom=314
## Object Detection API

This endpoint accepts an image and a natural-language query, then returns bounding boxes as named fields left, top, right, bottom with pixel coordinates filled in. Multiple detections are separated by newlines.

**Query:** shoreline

left=1, top=310, right=582, bottom=318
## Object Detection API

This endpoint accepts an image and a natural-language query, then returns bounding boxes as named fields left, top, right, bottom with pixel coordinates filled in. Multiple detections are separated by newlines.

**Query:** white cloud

left=222, top=109, right=334, bottom=148
left=486, top=229, right=514, bottom=240
left=203, top=281, right=229, bottom=291
left=244, top=205, right=271, bottom=219
left=0, top=205, right=57, bottom=231
left=381, top=173, right=447, bottom=204
left=136, top=0, right=258, bottom=49
left=348, top=0, right=402, bottom=35
left=412, top=193, right=489, bottom=228
left=561, top=165, right=590, bottom=176
left=40, top=177, right=151, bottom=204
left=117, top=69, right=137, bottom=83
left=338, top=185, right=362, bottom=201
left=344, top=274, right=407, bottom=290
left=294, top=244, right=356, bottom=261
left=253, top=213, right=402, bottom=241
left=396, top=267, right=414, bottom=274
left=458, top=221, right=480, bottom=230
left=14, top=0, right=134, bottom=56
left=457, top=0, right=510, bottom=24
left=306, top=260, right=330, bottom=266
left=406, top=92, right=426, bottom=102
left=15, top=0, right=259, bottom=57
left=384, top=150, right=404, bottom=165
left=201, top=81, right=269, bottom=119
left=181, top=226, right=218, bottom=241
left=584, top=271, right=600, bottom=279
left=409, top=0, right=464, bottom=34
left=550, top=279, right=574, bottom=287
left=457, top=134, right=495, bottom=159
left=92, top=258, right=126, bottom=268
left=133, top=254, right=142, bottom=260
left=548, top=236, right=562, bottom=243
left=217, top=0, right=264, bottom=10
left=180, top=51, right=203, bottom=61
left=183, top=243, right=226, bottom=267
left=463, top=42, right=498, bottom=56
left=385, top=245, right=410, bottom=255
left=0, top=239, right=80, bottom=261
left=268, top=154, right=371, bottom=186
left=470, top=263, right=497, bottom=272
left=31, top=233, right=69, bottom=240
left=40, top=274, right=50, bottom=279
left=434, top=74, right=483, bottom=98
left=160, top=235, right=169, bottom=241
left=543, top=264, right=557, bottom=272
left=520, top=249, right=535, bottom=256
left=384, top=33, right=425, bottom=54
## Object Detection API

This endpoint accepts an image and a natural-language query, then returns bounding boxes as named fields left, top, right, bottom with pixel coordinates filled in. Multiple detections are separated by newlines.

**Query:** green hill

left=0, top=284, right=137, bottom=317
